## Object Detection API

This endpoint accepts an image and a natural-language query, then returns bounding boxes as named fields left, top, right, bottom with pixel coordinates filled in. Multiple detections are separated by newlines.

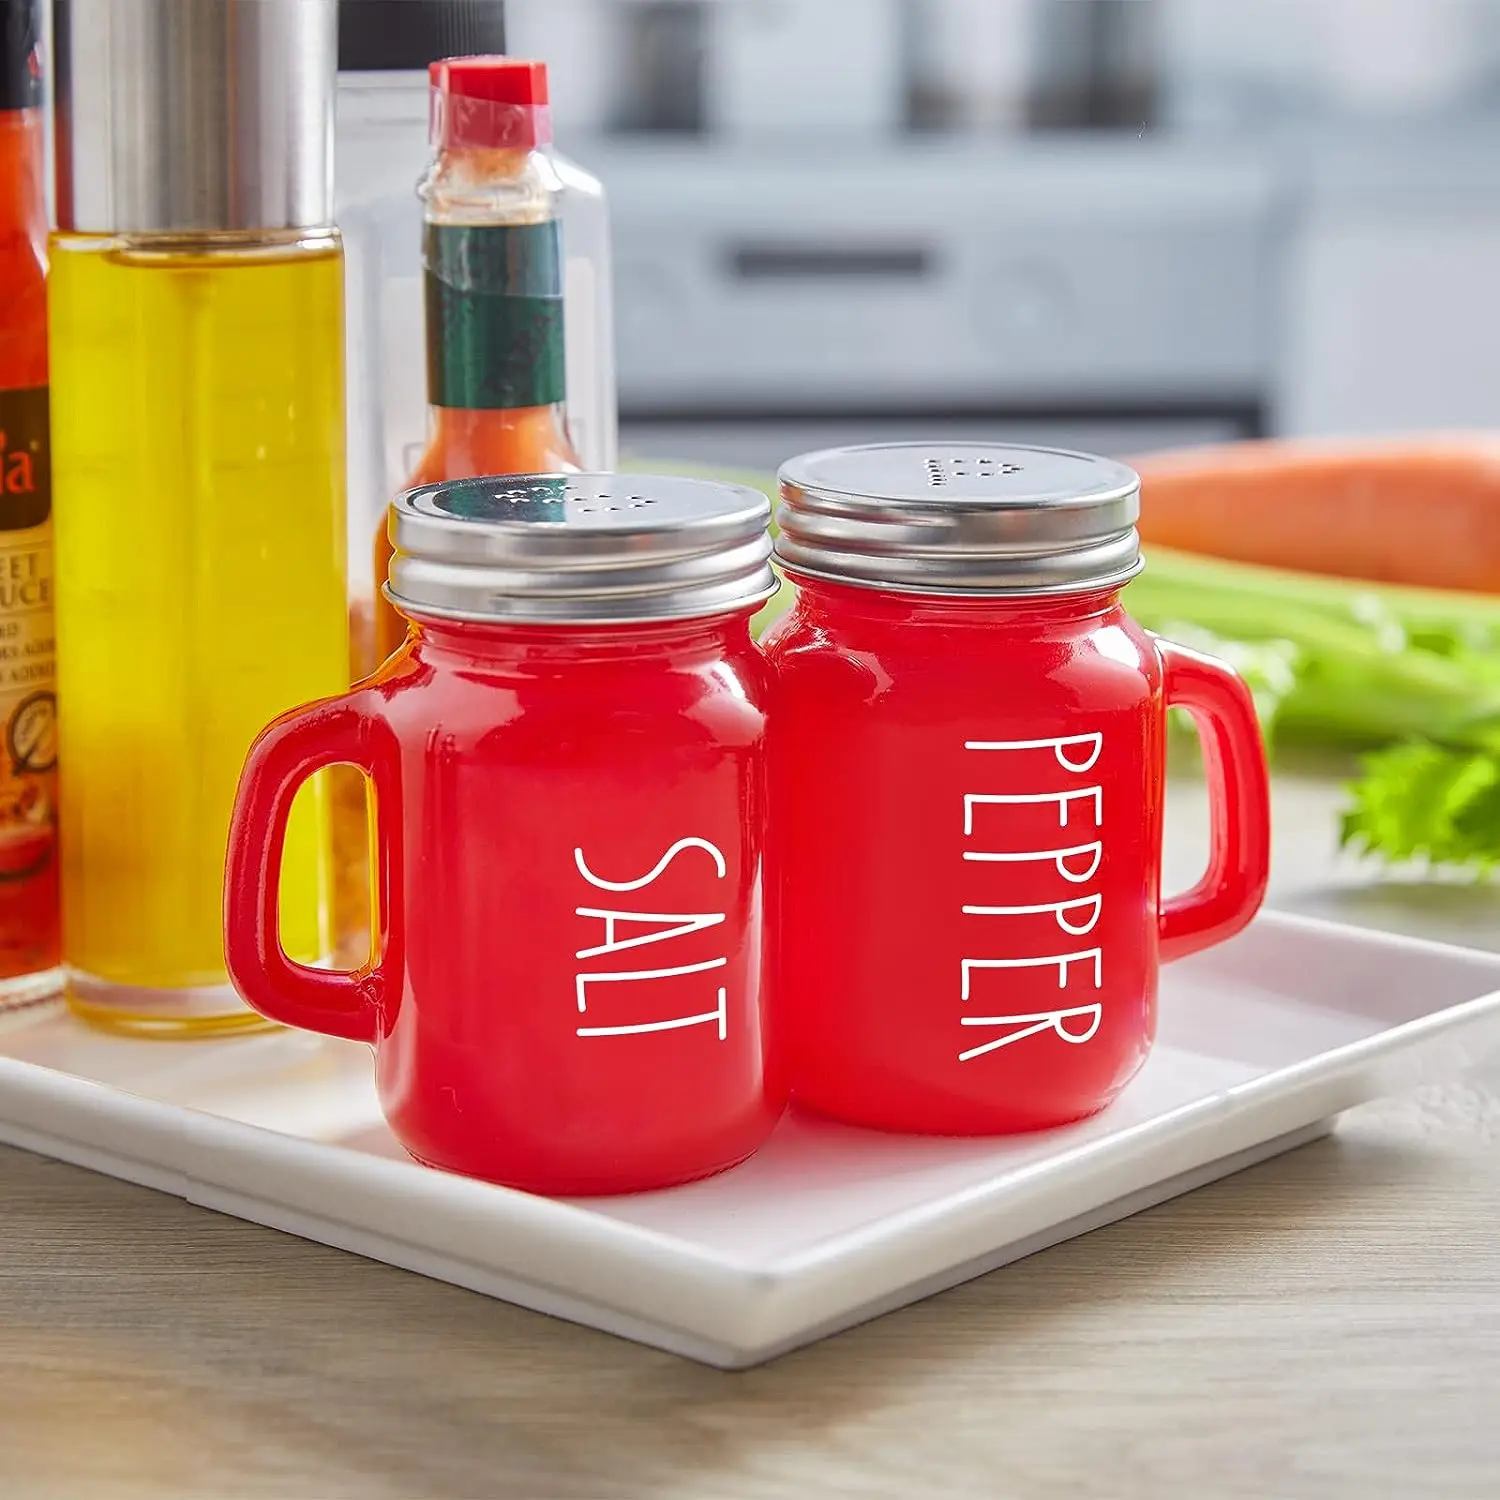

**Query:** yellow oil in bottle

left=48, top=232, right=349, bottom=1036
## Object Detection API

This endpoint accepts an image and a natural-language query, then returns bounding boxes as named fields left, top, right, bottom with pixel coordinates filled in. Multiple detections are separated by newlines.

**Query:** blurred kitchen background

left=463, top=0, right=1500, bottom=471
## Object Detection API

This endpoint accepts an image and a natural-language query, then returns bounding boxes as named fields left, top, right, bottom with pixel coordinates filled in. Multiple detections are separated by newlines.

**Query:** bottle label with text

left=0, top=383, right=55, bottom=905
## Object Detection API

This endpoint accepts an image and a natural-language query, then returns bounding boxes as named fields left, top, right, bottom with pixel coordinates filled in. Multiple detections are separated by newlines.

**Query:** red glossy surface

left=764, top=579, right=1270, bottom=1136
left=226, top=612, right=782, bottom=1195
left=0, top=106, right=58, bottom=986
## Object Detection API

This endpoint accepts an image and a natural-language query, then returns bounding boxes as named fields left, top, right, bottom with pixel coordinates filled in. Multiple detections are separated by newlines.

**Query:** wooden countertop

left=4, top=771, right=1499, bottom=1499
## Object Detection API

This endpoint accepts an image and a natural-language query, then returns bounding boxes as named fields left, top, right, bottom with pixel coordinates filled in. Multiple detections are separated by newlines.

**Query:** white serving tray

left=2, top=910, right=1498, bottom=1369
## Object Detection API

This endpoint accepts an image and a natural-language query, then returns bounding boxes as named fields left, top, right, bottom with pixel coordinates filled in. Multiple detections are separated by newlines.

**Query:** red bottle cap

left=430, top=56, right=552, bottom=151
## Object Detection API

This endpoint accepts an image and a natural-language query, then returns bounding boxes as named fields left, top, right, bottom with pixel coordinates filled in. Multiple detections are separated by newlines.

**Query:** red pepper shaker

left=226, top=473, right=783, bottom=1194
left=765, top=444, right=1271, bottom=1135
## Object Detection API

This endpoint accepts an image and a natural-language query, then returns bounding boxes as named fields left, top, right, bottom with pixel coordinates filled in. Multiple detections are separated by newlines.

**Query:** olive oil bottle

left=48, top=0, right=348, bottom=1034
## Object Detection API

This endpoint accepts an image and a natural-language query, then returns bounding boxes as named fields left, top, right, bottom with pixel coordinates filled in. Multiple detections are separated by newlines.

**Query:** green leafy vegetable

left=1124, top=549, right=1500, bottom=873
left=1342, top=743, right=1500, bottom=871
left=1124, top=548, right=1500, bottom=753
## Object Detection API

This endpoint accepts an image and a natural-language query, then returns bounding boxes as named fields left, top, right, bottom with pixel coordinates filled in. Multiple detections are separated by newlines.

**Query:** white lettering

left=578, top=988, right=728, bottom=1042
left=962, top=893, right=1102, bottom=936
left=963, top=840, right=1102, bottom=885
left=963, top=732, right=1102, bottom=774
left=963, top=785, right=1102, bottom=833
left=961, top=949, right=1103, bottom=998
left=959, top=732, right=1107, bottom=1061
left=571, top=843, right=731, bottom=1044
left=573, top=837, right=727, bottom=893
left=957, top=1004, right=1104, bottom=1062
left=575, top=955, right=727, bottom=1013
left=574, top=908, right=726, bottom=961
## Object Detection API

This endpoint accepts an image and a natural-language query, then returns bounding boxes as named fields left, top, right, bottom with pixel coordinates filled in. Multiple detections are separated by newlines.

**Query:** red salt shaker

left=765, top=444, right=1271, bottom=1135
left=225, top=474, right=782, bottom=1194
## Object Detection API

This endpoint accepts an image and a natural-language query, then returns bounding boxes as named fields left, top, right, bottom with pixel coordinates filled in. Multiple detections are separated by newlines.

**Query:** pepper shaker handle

left=224, top=692, right=403, bottom=1044
left=1154, top=636, right=1272, bottom=964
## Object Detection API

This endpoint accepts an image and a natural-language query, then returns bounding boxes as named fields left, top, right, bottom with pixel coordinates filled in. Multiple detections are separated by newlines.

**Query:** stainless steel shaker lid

left=776, top=443, right=1143, bottom=596
left=387, top=474, right=777, bottom=625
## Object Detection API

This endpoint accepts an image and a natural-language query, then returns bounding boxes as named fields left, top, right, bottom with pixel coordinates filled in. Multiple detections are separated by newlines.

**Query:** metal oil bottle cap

left=776, top=442, right=1143, bottom=596
left=386, top=474, right=776, bottom=625
left=55, top=0, right=337, bottom=233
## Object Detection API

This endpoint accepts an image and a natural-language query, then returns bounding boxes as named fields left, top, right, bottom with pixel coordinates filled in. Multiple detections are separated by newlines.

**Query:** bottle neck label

left=424, top=220, right=567, bottom=411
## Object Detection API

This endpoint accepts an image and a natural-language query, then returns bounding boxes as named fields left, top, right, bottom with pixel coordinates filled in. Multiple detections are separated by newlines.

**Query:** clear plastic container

left=337, top=47, right=616, bottom=679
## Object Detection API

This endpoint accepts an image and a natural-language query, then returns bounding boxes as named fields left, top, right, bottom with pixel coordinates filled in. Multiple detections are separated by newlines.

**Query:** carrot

left=1128, top=433, right=1500, bottom=593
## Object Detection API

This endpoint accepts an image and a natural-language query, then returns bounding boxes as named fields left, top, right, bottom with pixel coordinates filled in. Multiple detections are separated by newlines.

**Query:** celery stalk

left=1127, top=549, right=1500, bottom=752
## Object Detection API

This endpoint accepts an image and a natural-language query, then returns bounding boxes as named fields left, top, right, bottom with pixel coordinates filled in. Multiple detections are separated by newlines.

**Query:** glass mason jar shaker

left=226, top=474, right=783, bottom=1194
left=765, top=443, right=1271, bottom=1135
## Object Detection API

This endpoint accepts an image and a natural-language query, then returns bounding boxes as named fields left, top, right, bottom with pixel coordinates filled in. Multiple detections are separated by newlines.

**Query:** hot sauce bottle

left=368, top=56, right=580, bottom=669
left=0, top=0, right=59, bottom=1011
left=339, top=56, right=581, bottom=964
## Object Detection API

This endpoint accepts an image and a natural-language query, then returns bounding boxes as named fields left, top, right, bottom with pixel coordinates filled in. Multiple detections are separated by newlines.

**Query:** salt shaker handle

left=1155, top=636, right=1272, bottom=964
left=224, top=692, right=402, bottom=1044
